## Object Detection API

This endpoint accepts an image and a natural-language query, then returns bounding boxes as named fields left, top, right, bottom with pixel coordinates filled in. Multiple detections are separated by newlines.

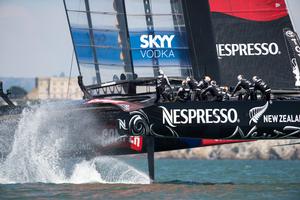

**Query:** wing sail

left=63, top=0, right=193, bottom=87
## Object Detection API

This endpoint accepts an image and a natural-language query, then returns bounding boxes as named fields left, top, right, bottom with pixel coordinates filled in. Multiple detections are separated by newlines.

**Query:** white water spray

left=0, top=103, right=150, bottom=184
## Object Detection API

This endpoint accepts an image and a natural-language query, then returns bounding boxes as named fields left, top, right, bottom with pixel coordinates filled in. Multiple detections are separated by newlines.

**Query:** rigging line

left=76, top=0, right=84, bottom=76
left=63, top=0, right=81, bottom=76
left=66, top=0, right=83, bottom=99
left=67, top=50, right=75, bottom=99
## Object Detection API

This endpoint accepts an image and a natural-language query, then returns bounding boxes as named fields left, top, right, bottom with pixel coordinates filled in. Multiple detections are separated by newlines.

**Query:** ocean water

left=0, top=159, right=300, bottom=200
left=0, top=103, right=300, bottom=199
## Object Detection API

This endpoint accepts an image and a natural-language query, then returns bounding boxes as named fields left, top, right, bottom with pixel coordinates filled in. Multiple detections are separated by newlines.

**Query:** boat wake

left=0, top=103, right=150, bottom=184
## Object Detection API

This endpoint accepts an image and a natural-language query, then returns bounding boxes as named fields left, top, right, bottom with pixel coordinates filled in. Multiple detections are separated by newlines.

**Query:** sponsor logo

left=285, top=29, right=300, bottom=57
left=118, top=109, right=179, bottom=138
left=100, top=128, right=125, bottom=146
left=291, top=58, right=300, bottom=87
left=286, top=30, right=296, bottom=38
left=118, top=110, right=150, bottom=135
left=118, top=119, right=128, bottom=130
left=129, top=136, right=143, bottom=151
left=249, top=102, right=269, bottom=125
left=249, top=101, right=300, bottom=124
left=160, top=106, right=239, bottom=127
left=226, top=125, right=300, bottom=139
left=284, top=29, right=300, bottom=86
left=216, top=43, right=280, bottom=57
left=263, top=114, right=300, bottom=123
left=140, top=34, right=175, bottom=59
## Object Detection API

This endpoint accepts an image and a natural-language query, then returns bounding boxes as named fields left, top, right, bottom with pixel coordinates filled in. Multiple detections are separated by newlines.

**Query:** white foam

left=0, top=103, right=150, bottom=185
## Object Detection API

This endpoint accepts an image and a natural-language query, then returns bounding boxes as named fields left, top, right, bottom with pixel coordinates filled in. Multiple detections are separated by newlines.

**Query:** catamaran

left=1, top=0, right=300, bottom=181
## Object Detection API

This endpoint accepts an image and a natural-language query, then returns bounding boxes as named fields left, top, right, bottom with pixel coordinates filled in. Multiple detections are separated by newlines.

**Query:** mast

left=142, top=0, right=160, bottom=77
left=114, top=0, right=135, bottom=80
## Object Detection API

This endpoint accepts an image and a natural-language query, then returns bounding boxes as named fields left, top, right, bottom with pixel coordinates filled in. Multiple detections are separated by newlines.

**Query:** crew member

left=201, top=80, right=223, bottom=101
left=252, top=76, right=271, bottom=101
left=176, top=80, right=191, bottom=102
left=186, top=76, right=198, bottom=90
left=220, top=86, right=230, bottom=101
left=186, top=76, right=198, bottom=100
left=197, top=76, right=211, bottom=101
left=231, top=75, right=252, bottom=100
left=198, top=76, right=211, bottom=90
left=155, top=69, right=172, bottom=103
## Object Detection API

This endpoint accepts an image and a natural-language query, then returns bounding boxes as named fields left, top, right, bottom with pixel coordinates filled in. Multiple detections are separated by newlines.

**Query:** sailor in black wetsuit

left=155, top=69, right=172, bottom=103
left=252, top=76, right=271, bottom=101
left=220, top=86, right=230, bottom=101
left=186, top=77, right=198, bottom=90
left=176, top=80, right=191, bottom=102
left=232, top=75, right=252, bottom=100
left=197, top=76, right=211, bottom=101
left=201, top=80, right=223, bottom=101
left=186, top=76, right=198, bottom=101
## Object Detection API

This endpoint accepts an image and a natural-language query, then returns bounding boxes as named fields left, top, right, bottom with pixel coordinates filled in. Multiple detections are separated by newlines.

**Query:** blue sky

left=0, top=0, right=73, bottom=78
left=0, top=0, right=300, bottom=78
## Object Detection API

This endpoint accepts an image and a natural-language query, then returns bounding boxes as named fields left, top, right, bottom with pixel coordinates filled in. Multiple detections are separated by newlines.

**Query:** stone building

left=28, top=77, right=83, bottom=100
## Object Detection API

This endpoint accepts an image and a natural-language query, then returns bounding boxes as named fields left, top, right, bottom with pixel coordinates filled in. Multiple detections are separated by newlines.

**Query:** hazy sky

left=0, top=0, right=300, bottom=78
left=0, top=0, right=73, bottom=78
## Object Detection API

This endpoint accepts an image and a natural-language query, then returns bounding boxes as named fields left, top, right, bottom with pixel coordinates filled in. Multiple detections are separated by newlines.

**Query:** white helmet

left=252, top=76, right=259, bottom=82
left=237, top=74, right=243, bottom=81
left=158, top=69, right=164, bottom=75
left=204, top=76, right=211, bottom=83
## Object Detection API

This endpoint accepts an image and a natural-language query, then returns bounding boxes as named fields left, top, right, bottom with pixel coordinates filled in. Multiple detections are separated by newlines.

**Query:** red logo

left=129, top=136, right=143, bottom=152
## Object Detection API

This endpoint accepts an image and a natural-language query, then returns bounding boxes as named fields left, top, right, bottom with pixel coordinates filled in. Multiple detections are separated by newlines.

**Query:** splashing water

left=0, top=102, right=150, bottom=184
left=69, top=157, right=150, bottom=184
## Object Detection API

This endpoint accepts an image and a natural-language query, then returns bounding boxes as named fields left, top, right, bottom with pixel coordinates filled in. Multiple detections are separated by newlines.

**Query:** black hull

left=0, top=100, right=244, bottom=160
left=118, top=100, right=300, bottom=140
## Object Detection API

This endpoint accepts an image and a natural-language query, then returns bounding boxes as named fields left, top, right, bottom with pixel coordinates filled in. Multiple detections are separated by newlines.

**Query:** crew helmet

left=204, top=76, right=211, bottom=83
left=211, top=80, right=217, bottom=86
left=182, top=80, right=187, bottom=86
left=222, top=86, right=229, bottom=92
left=158, top=69, right=164, bottom=75
left=237, top=74, right=244, bottom=81
left=252, top=76, right=259, bottom=82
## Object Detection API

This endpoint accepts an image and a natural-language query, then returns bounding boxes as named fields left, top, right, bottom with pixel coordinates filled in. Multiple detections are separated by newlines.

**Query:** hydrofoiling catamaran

left=60, top=0, right=300, bottom=180
left=1, top=0, right=300, bottom=181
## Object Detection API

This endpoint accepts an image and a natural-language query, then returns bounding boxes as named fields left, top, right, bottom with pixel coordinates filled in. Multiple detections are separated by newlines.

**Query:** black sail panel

left=209, top=0, right=297, bottom=89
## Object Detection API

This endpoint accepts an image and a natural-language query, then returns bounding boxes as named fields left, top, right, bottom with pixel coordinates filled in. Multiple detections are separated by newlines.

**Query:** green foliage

left=8, top=86, right=28, bottom=99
